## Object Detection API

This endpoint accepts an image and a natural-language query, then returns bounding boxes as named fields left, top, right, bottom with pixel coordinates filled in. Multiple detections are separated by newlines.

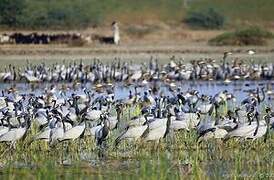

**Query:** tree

left=0, top=0, right=26, bottom=27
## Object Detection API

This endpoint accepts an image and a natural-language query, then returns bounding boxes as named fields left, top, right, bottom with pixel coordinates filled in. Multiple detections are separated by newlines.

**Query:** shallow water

left=2, top=80, right=274, bottom=102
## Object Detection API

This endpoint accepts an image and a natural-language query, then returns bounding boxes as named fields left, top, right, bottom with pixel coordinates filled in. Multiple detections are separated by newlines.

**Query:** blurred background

left=0, top=0, right=274, bottom=48
left=1, top=0, right=273, bottom=29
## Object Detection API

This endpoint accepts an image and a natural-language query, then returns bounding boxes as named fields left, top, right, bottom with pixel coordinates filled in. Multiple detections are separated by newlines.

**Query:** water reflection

left=1, top=80, right=274, bottom=103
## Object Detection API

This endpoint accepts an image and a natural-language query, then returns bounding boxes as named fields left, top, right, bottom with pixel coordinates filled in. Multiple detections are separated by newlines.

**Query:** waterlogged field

left=0, top=50, right=274, bottom=179
left=0, top=81, right=273, bottom=179
left=1, top=132, right=274, bottom=179
left=0, top=112, right=274, bottom=179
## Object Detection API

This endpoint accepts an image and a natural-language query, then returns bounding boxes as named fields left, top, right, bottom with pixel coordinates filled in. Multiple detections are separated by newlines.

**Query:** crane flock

left=0, top=77, right=272, bottom=150
left=0, top=54, right=274, bottom=83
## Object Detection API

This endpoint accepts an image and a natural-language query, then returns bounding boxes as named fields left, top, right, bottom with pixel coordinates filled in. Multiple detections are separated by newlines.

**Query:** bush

left=209, top=26, right=274, bottom=46
left=185, top=8, right=225, bottom=29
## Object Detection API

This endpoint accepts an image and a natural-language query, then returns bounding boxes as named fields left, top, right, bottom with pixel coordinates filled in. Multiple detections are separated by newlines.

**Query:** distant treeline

left=0, top=0, right=274, bottom=29
left=0, top=0, right=104, bottom=29
left=0, top=0, right=186, bottom=29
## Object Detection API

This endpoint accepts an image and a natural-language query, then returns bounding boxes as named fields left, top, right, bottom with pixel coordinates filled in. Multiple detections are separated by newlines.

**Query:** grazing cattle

left=4, top=32, right=82, bottom=45
left=0, top=26, right=118, bottom=45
